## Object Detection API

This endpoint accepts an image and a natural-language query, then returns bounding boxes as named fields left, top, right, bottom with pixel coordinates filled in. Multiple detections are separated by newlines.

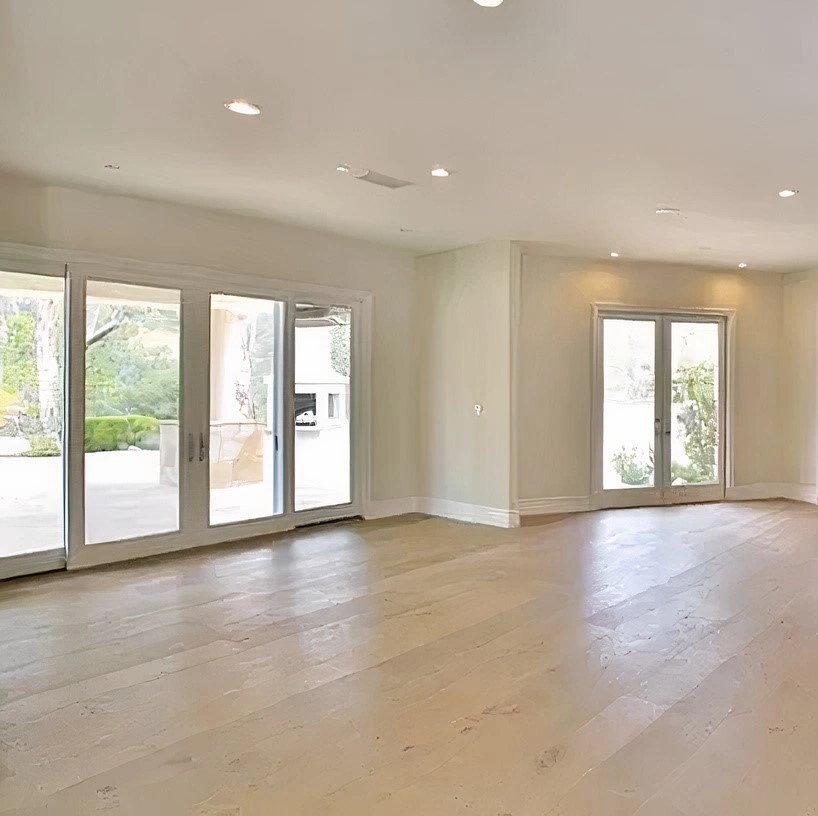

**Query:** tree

left=671, top=361, right=717, bottom=483
left=330, top=321, right=350, bottom=378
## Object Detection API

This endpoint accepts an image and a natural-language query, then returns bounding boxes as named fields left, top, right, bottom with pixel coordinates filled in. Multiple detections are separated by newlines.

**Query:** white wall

left=780, top=269, right=818, bottom=493
left=0, top=180, right=416, bottom=504
left=415, top=241, right=515, bottom=515
left=518, top=251, right=785, bottom=504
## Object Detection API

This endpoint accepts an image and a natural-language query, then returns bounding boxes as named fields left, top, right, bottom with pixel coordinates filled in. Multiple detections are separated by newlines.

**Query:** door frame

left=65, top=259, right=371, bottom=569
left=0, top=242, right=372, bottom=573
left=591, top=303, right=733, bottom=511
left=0, top=254, right=68, bottom=579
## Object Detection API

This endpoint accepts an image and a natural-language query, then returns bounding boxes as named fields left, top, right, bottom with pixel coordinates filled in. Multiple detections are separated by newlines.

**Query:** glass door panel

left=209, top=294, right=284, bottom=525
left=0, top=270, right=65, bottom=558
left=294, top=304, right=351, bottom=511
left=669, top=321, right=720, bottom=486
left=84, top=280, right=181, bottom=544
left=602, top=318, right=657, bottom=491
left=597, top=312, right=725, bottom=508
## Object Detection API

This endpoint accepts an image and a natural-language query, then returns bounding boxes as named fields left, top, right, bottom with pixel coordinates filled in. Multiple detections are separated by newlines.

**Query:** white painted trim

left=0, top=548, right=65, bottom=581
left=519, top=496, right=592, bottom=516
left=364, top=497, right=419, bottom=519
left=417, top=497, right=520, bottom=528
left=366, top=496, right=519, bottom=528
left=726, top=483, right=817, bottom=503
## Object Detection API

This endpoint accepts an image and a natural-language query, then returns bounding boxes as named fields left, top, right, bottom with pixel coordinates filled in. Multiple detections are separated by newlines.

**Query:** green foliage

left=84, top=415, right=160, bottom=452
left=330, top=322, right=350, bottom=378
left=672, top=362, right=716, bottom=483
left=23, top=435, right=61, bottom=457
left=612, top=446, right=654, bottom=486
left=247, top=312, right=277, bottom=422
left=1, top=312, right=37, bottom=402
left=670, top=460, right=711, bottom=485
left=85, top=316, right=178, bottom=420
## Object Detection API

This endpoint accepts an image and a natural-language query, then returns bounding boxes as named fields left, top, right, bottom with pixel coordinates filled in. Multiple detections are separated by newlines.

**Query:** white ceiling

left=2, top=0, right=818, bottom=271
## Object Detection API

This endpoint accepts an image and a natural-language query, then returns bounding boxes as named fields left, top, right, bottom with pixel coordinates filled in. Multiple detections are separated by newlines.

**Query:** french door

left=0, top=258, right=364, bottom=578
left=593, top=310, right=726, bottom=509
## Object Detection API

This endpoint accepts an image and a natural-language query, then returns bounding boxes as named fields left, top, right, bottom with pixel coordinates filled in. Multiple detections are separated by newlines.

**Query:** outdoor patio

left=0, top=442, right=350, bottom=558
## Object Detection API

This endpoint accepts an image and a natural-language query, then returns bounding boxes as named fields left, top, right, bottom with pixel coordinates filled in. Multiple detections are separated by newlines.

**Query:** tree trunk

left=35, top=298, right=60, bottom=436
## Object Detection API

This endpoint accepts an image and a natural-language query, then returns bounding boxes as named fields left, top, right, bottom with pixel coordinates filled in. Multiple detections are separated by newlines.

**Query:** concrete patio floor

left=0, top=449, right=350, bottom=558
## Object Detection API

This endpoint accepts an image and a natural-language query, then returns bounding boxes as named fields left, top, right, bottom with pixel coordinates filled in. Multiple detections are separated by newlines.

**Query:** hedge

left=85, top=415, right=161, bottom=452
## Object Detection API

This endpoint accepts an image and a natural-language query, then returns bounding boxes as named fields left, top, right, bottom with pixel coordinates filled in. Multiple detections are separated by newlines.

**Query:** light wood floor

left=3, top=500, right=818, bottom=814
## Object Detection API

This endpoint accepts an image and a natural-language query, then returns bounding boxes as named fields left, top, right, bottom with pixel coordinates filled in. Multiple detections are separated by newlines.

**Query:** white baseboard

left=518, top=496, right=592, bottom=516
left=418, top=497, right=520, bottom=528
left=364, top=496, right=519, bottom=528
left=725, top=483, right=817, bottom=504
left=364, top=497, right=420, bottom=519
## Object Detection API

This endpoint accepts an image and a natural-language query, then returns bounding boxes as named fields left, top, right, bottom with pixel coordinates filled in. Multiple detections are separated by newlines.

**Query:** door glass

left=84, top=281, right=181, bottom=544
left=209, top=295, right=284, bottom=525
left=0, top=270, right=64, bottom=557
left=295, top=304, right=351, bottom=510
left=603, top=319, right=655, bottom=490
left=670, top=322, right=719, bottom=485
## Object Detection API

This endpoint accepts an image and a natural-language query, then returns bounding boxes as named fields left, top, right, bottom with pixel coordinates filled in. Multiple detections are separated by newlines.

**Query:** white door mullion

left=65, top=265, right=86, bottom=568
left=661, top=316, right=673, bottom=491
left=283, top=298, right=296, bottom=516
left=181, top=288, right=209, bottom=541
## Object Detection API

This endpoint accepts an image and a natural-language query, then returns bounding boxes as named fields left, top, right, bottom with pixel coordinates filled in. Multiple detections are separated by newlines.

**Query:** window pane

left=85, top=281, right=180, bottom=544
left=603, top=319, right=655, bottom=490
left=295, top=304, right=351, bottom=510
left=209, top=295, right=283, bottom=525
left=0, top=271, right=64, bottom=556
left=670, top=322, right=719, bottom=485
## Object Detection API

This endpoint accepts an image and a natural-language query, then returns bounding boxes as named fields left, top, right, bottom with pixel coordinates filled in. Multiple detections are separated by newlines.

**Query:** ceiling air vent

left=352, top=168, right=413, bottom=189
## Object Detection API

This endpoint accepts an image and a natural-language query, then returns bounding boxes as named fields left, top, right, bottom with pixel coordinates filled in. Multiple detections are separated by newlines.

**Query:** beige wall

left=415, top=241, right=514, bottom=510
left=0, top=181, right=417, bottom=503
left=518, top=252, right=785, bottom=502
left=780, top=269, right=818, bottom=490
left=0, top=174, right=804, bottom=517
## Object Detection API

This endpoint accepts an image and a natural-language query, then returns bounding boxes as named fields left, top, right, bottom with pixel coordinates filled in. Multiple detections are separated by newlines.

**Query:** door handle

left=187, top=432, right=194, bottom=463
left=654, top=418, right=661, bottom=436
left=199, top=432, right=207, bottom=462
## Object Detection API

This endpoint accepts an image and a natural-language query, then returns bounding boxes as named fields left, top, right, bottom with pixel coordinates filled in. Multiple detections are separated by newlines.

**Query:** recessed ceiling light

left=779, top=189, right=799, bottom=198
left=104, top=164, right=120, bottom=170
left=431, top=167, right=451, bottom=178
left=224, top=98, right=261, bottom=116
left=473, top=0, right=504, bottom=5
left=656, top=207, right=680, bottom=215
left=738, top=262, right=748, bottom=268
left=610, top=252, right=620, bottom=258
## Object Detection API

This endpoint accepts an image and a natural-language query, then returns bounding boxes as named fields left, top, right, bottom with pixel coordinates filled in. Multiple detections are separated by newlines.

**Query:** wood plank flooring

left=2, top=500, right=818, bottom=814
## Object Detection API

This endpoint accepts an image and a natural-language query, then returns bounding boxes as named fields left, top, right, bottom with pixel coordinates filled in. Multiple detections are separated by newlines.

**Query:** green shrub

left=23, top=435, right=61, bottom=457
left=84, top=415, right=160, bottom=452
left=612, top=445, right=654, bottom=486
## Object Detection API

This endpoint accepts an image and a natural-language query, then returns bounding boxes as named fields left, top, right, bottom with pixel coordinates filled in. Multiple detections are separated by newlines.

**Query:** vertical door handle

left=199, top=431, right=206, bottom=462
left=187, top=432, right=194, bottom=463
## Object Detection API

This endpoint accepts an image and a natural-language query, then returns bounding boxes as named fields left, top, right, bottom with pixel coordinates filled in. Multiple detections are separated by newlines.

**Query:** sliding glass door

left=84, top=280, right=181, bottom=545
left=0, top=268, right=66, bottom=576
left=208, top=294, right=284, bottom=525
left=0, top=258, right=364, bottom=577
left=294, top=303, right=352, bottom=511
left=595, top=310, right=725, bottom=508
